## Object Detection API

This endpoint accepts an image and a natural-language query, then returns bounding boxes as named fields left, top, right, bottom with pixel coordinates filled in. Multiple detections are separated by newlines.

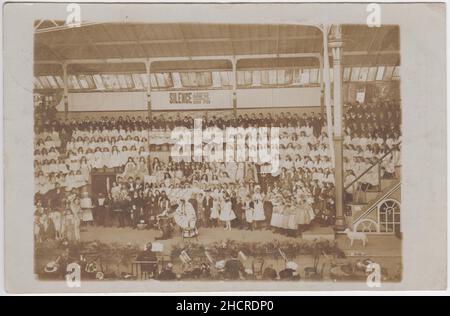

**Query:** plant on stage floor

left=170, top=239, right=343, bottom=262
left=35, top=240, right=142, bottom=279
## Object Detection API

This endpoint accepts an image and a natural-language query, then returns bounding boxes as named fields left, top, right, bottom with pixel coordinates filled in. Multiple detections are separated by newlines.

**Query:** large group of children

left=34, top=100, right=401, bottom=243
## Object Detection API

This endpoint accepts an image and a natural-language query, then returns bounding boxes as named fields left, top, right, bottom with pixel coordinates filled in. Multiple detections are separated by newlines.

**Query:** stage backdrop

left=237, top=87, right=321, bottom=108
left=58, top=87, right=321, bottom=112
left=151, top=90, right=233, bottom=110
left=62, top=91, right=147, bottom=112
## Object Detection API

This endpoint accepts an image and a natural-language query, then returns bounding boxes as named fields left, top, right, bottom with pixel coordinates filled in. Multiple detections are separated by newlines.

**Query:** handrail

left=344, top=141, right=401, bottom=192
left=352, top=181, right=401, bottom=226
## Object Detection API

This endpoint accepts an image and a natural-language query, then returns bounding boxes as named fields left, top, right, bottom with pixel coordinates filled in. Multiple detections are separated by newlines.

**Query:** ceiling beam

left=35, top=52, right=322, bottom=65
left=35, top=51, right=396, bottom=65
left=36, top=34, right=322, bottom=47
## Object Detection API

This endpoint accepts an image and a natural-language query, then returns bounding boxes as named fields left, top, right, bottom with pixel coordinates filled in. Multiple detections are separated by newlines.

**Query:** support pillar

left=232, top=58, right=237, bottom=119
left=330, top=25, right=346, bottom=230
left=62, top=62, right=69, bottom=120
left=146, top=60, right=152, bottom=120
left=319, top=56, right=325, bottom=117
left=322, top=25, right=335, bottom=165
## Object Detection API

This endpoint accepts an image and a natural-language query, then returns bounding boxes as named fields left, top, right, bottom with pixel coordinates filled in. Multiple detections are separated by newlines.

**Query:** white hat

left=215, top=260, right=225, bottom=270
left=286, top=261, right=298, bottom=271
left=44, top=261, right=58, bottom=273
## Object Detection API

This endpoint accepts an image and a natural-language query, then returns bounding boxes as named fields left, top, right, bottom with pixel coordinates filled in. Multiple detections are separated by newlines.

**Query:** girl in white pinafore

left=109, top=146, right=122, bottom=169
left=136, top=156, right=149, bottom=179
left=67, top=152, right=80, bottom=172
left=57, top=158, right=68, bottom=174
left=79, top=156, right=91, bottom=183
left=210, top=192, right=221, bottom=227
left=129, top=146, right=139, bottom=161
left=270, top=192, right=284, bottom=229
left=138, top=146, right=149, bottom=160
left=120, top=146, right=129, bottom=166
left=122, top=157, right=137, bottom=179
left=219, top=197, right=236, bottom=231
left=243, top=195, right=255, bottom=230
left=102, top=148, right=112, bottom=168
left=48, top=147, right=59, bottom=161
left=48, top=209, right=62, bottom=240
left=80, top=191, right=94, bottom=224
left=252, top=187, right=266, bottom=228
left=92, top=148, right=104, bottom=169
left=65, top=171, right=77, bottom=191
left=85, top=148, right=94, bottom=168
left=74, top=170, right=87, bottom=189
left=116, top=136, right=125, bottom=149
left=75, top=137, right=84, bottom=151
left=36, top=171, right=46, bottom=194
left=69, top=199, right=82, bottom=240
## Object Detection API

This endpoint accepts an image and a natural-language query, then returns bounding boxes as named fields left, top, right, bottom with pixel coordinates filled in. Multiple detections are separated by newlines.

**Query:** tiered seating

left=34, top=101, right=401, bottom=234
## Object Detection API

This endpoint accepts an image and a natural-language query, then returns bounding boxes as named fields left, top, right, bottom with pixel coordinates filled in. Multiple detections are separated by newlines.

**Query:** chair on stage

left=252, top=257, right=265, bottom=279
left=304, top=251, right=327, bottom=280
left=131, top=259, right=159, bottom=280
left=131, top=246, right=163, bottom=280
left=181, top=227, right=199, bottom=240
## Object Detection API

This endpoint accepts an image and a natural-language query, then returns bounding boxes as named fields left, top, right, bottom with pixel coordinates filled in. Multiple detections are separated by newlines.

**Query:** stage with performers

left=79, top=224, right=335, bottom=246
left=70, top=224, right=401, bottom=281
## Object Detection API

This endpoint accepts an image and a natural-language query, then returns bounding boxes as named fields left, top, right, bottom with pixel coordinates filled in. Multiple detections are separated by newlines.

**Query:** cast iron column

left=330, top=25, right=346, bottom=230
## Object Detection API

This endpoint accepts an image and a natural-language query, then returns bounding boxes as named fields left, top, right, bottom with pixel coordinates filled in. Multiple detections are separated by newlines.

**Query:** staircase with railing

left=343, top=143, right=401, bottom=235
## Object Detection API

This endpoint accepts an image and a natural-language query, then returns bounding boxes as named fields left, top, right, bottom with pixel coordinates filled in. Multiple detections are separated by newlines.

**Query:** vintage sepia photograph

left=32, top=20, right=402, bottom=283
left=2, top=2, right=447, bottom=294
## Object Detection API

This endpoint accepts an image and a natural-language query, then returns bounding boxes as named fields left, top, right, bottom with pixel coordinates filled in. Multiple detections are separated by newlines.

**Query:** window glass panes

left=252, top=70, right=261, bottom=86
left=116, top=75, right=128, bottom=89
left=212, top=72, right=221, bottom=88
left=78, top=75, right=90, bottom=89
left=68, top=75, right=80, bottom=89
left=376, top=66, right=385, bottom=81
left=109, top=75, right=121, bottom=90
left=392, top=66, right=400, bottom=80
left=196, top=72, right=212, bottom=87
left=46, top=76, right=59, bottom=89
left=358, top=67, right=369, bottom=81
left=34, top=77, right=43, bottom=89
left=343, top=67, right=351, bottom=82
left=150, top=73, right=159, bottom=88
left=38, top=76, right=51, bottom=89
left=220, top=72, right=232, bottom=86
left=237, top=71, right=252, bottom=86
left=33, top=63, right=401, bottom=92
left=93, top=75, right=105, bottom=90
left=350, top=67, right=361, bottom=82
left=300, top=69, right=310, bottom=85
left=367, top=67, right=378, bottom=81
left=383, top=66, right=395, bottom=80
left=309, top=68, right=319, bottom=83
left=123, top=74, right=135, bottom=89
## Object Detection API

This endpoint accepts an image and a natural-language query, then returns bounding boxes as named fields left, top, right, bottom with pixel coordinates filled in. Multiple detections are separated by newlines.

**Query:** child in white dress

left=80, top=191, right=94, bottom=225
left=93, top=147, right=104, bottom=169
left=252, top=187, right=266, bottom=229
left=219, top=196, right=236, bottom=231
left=109, top=146, right=122, bottom=169
left=210, top=193, right=220, bottom=227
left=244, top=194, right=255, bottom=230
